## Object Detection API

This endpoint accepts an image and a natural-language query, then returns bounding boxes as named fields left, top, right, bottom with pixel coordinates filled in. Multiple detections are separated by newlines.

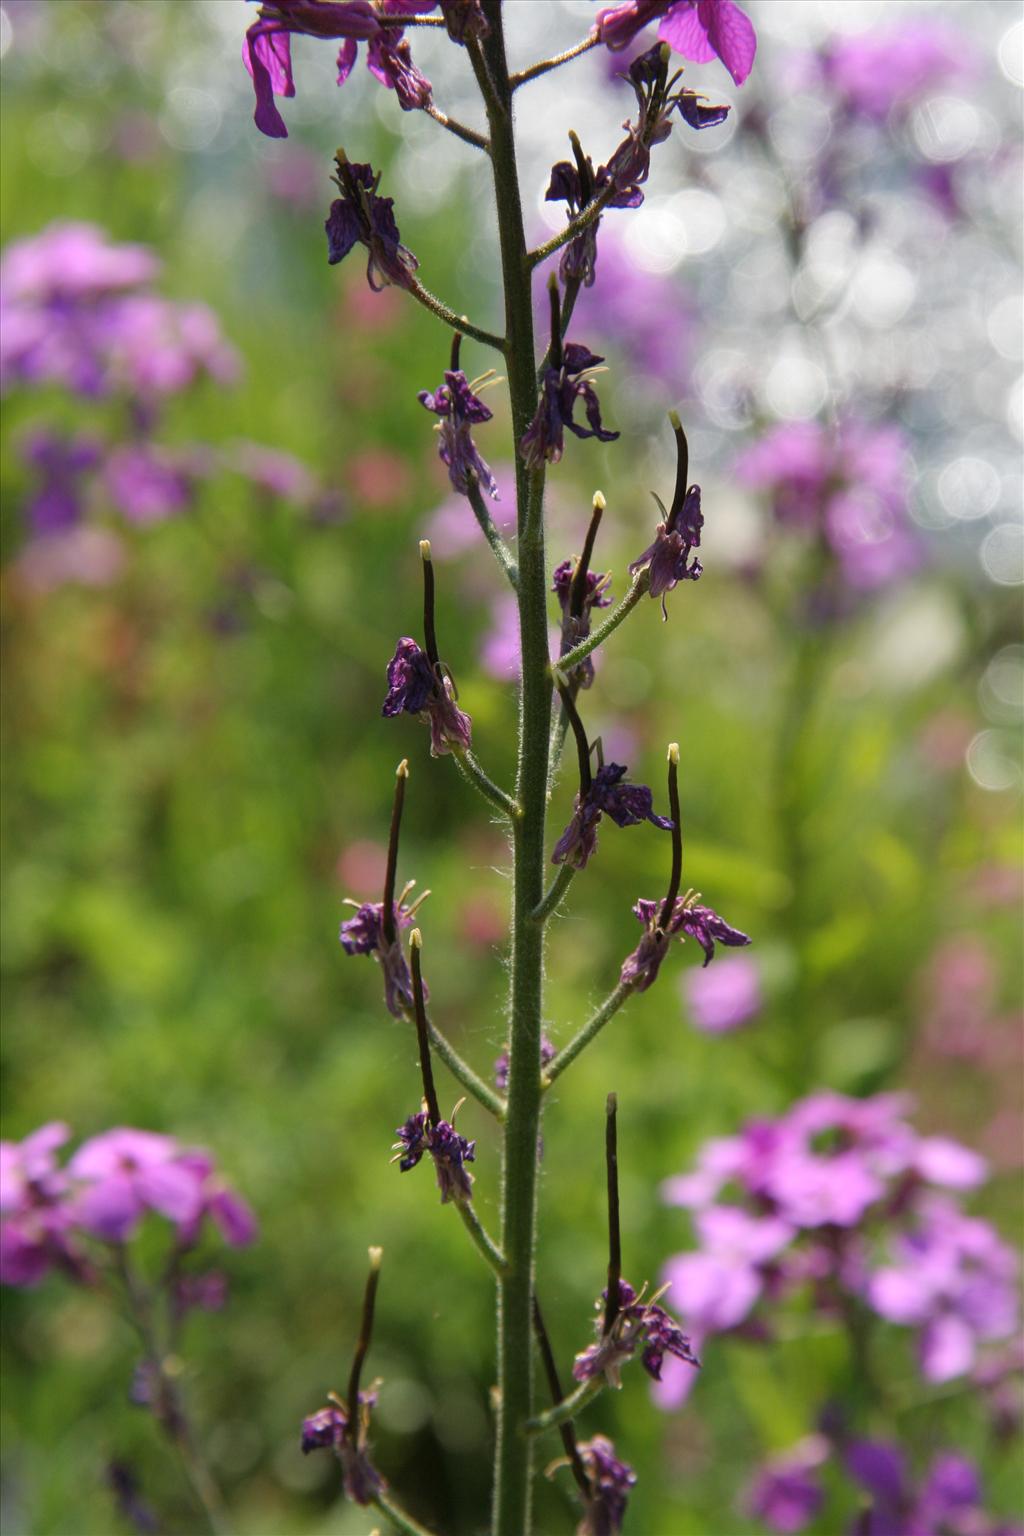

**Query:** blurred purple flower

left=553, top=763, right=672, bottom=870
left=819, top=21, right=979, bottom=124
left=242, top=0, right=382, bottom=139
left=0, top=1123, right=80, bottom=1287
left=104, top=444, right=195, bottom=524
left=842, top=1442, right=1016, bottom=1536
left=20, top=430, right=101, bottom=536
left=747, top=1437, right=828, bottom=1534
left=684, top=953, right=762, bottom=1032
left=576, top=1435, right=637, bottom=1536
left=520, top=342, right=619, bottom=470
left=68, top=1129, right=206, bottom=1242
left=568, top=229, right=697, bottom=392
left=868, top=1193, right=1019, bottom=1383
left=595, top=0, right=756, bottom=88
left=172, top=1151, right=258, bottom=1250
left=1, top=222, right=158, bottom=305
left=231, top=440, right=319, bottom=503
left=735, top=418, right=921, bottom=594
left=13, top=527, right=125, bottom=593
left=418, top=367, right=498, bottom=498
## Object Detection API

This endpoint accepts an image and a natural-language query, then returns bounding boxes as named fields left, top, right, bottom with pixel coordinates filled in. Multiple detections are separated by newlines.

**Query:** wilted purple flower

left=104, top=444, right=195, bottom=524
left=576, top=1435, right=637, bottom=1536
left=68, top=1129, right=204, bottom=1242
left=747, top=1437, right=828, bottom=1534
left=494, top=1033, right=556, bottom=1093
left=301, top=1390, right=383, bottom=1505
left=573, top=1278, right=699, bottom=1388
left=553, top=556, right=611, bottom=689
left=553, top=763, right=672, bottom=870
left=242, top=0, right=382, bottom=139
left=520, top=342, right=619, bottom=471
left=382, top=637, right=472, bottom=756
left=393, top=1110, right=475, bottom=1204
left=337, top=9, right=433, bottom=114
left=544, top=139, right=644, bottom=288
left=684, top=953, right=762, bottom=1032
left=595, top=0, right=757, bottom=88
left=20, top=431, right=101, bottom=536
left=418, top=367, right=498, bottom=499
left=339, top=887, right=424, bottom=1018
left=601, top=43, right=731, bottom=196
left=630, top=480, right=704, bottom=615
left=621, top=893, right=750, bottom=990
left=325, top=156, right=419, bottom=293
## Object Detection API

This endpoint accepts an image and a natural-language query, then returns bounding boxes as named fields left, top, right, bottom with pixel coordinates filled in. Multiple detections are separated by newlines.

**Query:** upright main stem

left=475, top=10, right=550, bottom=1534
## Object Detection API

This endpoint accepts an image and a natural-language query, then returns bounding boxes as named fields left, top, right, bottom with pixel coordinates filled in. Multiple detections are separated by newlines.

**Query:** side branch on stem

left=408, top=279, right=505, bottom=354
left=426, top=1019, right=507, bottom=1122
left=556, top=569, right=650, bottom=675
left=510, top=34, right=601, bottom=91
left=530, top=862, right=576, bottom=924
left=452, top=748, right=520, bottom=819
left=370, top=1492, right=440, bottom=1536
left=424, top=104, right=490, bottom=153
left=527, top=181, right=621, bottom=270
left=467, top=475, right=518, bottom=589
left=542, top=980, right=635, bottom=1089
left=524, top=1376, right=603, bottom=1436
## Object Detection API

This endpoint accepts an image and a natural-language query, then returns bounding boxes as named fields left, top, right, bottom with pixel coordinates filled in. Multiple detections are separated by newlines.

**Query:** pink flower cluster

left=735, top=418, right=921, bottom=598
left=1, top=1123, right=256, bottom=1290
left=655, top=1092, right=1018, bottom=1407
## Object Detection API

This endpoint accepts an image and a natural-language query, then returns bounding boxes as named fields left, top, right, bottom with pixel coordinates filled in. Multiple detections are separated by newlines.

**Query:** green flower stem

left=509, top=34, right=601, bottom=91
left=542, top=981, right=634, bottom=1090
left=425, top=1019, right=507, bottom=1122
left=408, top=279, right=505, bottom=355
left=424, top=103, right=490, bottom=153
left=524, top=1377, right=603, bottom=1436
left=531, top=863, right=576, bottom=924
left=555, top=569, right=649, bottom=675
left=452, top=748, right=519, bottom=820
left=456, top=1198, right=508, bottom=1275
left=472, top=9, right=552, bottom=1532
left=526, top=179, right=621, bottom=269
left=371, top=1492, right=439, bottom=1536
left=466, top=475, right=518, bottom=589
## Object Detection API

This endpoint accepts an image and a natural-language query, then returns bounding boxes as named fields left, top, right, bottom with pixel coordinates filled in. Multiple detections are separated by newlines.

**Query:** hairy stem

left=531, top=862, right=576, bottom=924
left=425, top=1019, right=507, bottom=1121
left=524, top=1377, right=603, bottom=1435
left=509, top=33, right=600, bottom=90
left=466, top=474, right=519, bottom=589
left=452, top=747, right=519, bottom=819
left=425, top=103, right=490, bottom=153
left=456, top=1198, right=508, bottom=1275
left=370, top=1492, right=439, bottom=1536
left=408, top=278, right=505, bottom=354
left=556, top=569, right=649, bottom=674
left=473, top=9, right=551, bottom=1532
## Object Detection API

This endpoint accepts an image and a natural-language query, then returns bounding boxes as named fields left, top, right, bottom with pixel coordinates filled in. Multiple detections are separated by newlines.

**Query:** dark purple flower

left=520, top=343, right=619, bottom=470
left=300, top=1390, right=383, bottom=1505
left=630, top=484, right=704, bottom=616
left=382, top=637, right=472, bottom=756
left=325, top=157, right=419, bottom=293
left=20, top=431, right=101, bottom=537
left=553, top=763, right=672, bottom=871
left=621, top=893, right=750, bottom=990
left=576, top=1435, right=637, bottom=1536
left=601, top=43, right=731, bottom=197
left=418, top=368, right=498, bottom=498
left=339, top=886, right=425, bottom=1018
left=393, top=1110, right=475, bottom=1204
left=494, top=1033, right=556, bottom=1093
left=337, top=14, right=433, bottom=114
left=243, top=0, right=382, bottom=139
left=552, top=557, right=612, bottom=689
left=545, top=143, right=644, bottom=288
left=573, top=1278, right=698, bottom=1389
left=595, top=0, right=757, bottom=87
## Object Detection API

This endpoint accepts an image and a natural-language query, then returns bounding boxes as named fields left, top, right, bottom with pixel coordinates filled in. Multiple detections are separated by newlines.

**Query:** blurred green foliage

left=1, top=4, right=1021, bottom=1534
